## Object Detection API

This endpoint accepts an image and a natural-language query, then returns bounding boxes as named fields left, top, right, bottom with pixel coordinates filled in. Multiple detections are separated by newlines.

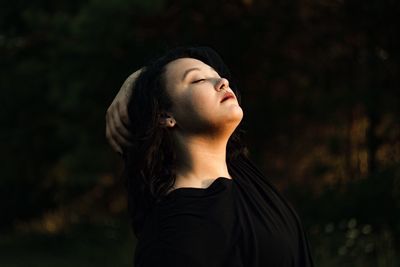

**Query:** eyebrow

left=181, top=66, right=218, bottom=81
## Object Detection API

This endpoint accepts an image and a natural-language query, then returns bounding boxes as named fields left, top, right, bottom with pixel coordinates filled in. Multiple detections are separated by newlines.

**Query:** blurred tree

left=0, top=2, right=399, bottom=256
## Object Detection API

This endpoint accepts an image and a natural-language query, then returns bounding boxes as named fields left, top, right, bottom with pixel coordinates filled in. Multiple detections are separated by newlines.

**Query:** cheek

left=173, top=87, right=217, bottom=123
left=190, top=90, right=217, bottom=113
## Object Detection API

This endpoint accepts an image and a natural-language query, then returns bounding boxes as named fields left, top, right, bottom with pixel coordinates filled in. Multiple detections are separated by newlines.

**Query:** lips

left=220, top=92, right=235, bottom=103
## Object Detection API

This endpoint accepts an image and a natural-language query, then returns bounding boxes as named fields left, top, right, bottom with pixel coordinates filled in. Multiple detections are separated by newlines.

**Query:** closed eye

left=192, top=79, right=205, bottom=83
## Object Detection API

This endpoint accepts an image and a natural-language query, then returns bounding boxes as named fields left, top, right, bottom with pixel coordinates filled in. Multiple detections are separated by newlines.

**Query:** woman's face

left=162, top=57, right=243, bottom=134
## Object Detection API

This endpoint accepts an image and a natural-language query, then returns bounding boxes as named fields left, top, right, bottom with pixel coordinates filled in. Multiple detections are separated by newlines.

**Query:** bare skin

left=105, top=68, right=144, bottom=154
left=105, top=58, right=243, bottom=192
left=160, top=58, right=243, bottom=191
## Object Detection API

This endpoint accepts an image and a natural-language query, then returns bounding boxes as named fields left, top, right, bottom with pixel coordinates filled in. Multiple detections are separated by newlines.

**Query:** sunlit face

left=162, top=57, right=243, bottom=134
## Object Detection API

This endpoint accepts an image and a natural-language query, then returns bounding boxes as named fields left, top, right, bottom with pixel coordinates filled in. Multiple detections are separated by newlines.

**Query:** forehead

left=164, top=57, right=215, bottom=79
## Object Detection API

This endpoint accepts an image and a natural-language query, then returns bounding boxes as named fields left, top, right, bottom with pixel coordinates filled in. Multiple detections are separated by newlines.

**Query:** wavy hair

left=123, top=46, right=249, bottom=238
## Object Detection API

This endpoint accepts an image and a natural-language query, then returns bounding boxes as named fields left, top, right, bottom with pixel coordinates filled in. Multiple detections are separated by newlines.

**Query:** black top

left=133, top=155, right=314, bottom=267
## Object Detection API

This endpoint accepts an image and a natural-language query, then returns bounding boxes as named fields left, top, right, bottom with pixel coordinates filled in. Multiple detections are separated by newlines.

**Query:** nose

left=215, top=77, right=229, bottom=91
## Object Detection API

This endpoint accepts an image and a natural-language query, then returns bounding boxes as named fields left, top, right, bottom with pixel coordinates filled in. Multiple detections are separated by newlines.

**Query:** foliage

left=1, top=0, right=399, bottom=265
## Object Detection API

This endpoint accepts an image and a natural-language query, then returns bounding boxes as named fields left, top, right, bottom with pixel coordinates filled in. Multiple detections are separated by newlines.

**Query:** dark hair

left=123, top=46, right=249, bottom=238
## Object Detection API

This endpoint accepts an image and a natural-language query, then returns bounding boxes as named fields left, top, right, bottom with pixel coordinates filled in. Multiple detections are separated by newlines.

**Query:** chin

left=231, top=105, right=244, bottom=121
left=225, top=109, right=243, bottom=128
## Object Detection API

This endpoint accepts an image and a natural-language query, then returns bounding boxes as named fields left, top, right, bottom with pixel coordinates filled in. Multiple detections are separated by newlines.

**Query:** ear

left=159, top=111, right=176, bottom=128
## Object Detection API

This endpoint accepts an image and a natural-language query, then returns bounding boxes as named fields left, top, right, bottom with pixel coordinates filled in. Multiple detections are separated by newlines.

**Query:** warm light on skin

left=181, top=66, right=219, bottom=82
left=161, top=57, right=243, bottom=191
left=163, top=57, right=243, bottom=134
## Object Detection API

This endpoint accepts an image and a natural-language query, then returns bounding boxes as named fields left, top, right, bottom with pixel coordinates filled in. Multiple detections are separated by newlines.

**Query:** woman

left=105, top=46, right=314, bottom=267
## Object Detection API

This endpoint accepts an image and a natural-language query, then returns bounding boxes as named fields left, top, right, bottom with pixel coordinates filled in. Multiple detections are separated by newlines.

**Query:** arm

left=105, top=68, right=144, bottom=155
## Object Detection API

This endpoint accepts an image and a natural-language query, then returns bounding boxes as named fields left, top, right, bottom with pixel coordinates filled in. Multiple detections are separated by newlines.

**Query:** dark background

left=1, top=0, right=399, bottom=266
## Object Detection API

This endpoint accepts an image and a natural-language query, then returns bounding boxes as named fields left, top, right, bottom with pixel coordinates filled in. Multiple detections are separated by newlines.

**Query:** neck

left=173, top=133, right=232, bottom=188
